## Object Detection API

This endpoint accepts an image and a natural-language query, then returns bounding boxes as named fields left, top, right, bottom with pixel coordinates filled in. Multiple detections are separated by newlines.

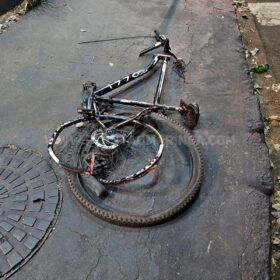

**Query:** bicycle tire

left=66, top=113, right=203, bottom=226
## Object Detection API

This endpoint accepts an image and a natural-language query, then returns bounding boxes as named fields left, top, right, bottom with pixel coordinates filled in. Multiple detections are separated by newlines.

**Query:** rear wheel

left=66, top=113, right=203, bottom=226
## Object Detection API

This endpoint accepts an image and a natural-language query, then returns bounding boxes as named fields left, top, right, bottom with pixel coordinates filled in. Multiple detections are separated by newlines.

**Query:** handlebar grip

left=139, top=42, right=163, bottom=56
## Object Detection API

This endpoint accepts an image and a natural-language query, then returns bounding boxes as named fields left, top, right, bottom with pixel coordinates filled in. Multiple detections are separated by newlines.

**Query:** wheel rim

left=77, top=119, right=163, bottom=184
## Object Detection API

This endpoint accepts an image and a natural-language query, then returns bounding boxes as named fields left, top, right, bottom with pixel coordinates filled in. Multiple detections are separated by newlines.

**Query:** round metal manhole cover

left=0, top=145, right=62, bottom=278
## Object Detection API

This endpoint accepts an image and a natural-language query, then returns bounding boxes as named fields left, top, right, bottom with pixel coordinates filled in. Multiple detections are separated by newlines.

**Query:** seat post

left=154, top=56, right=170, bottom=105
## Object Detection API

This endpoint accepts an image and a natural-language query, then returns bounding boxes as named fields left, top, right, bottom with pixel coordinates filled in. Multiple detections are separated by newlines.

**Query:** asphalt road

left=0, top=0, right=273, bottom=279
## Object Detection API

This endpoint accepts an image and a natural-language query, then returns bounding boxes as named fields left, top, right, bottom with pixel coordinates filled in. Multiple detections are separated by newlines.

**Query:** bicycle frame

left=84, top=54, right=181, bottom=116
left=49, top=31, right=199, bottom=176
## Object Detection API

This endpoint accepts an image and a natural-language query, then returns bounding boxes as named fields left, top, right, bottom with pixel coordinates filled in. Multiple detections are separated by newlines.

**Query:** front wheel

left=66, top=113, right=203, bottom=226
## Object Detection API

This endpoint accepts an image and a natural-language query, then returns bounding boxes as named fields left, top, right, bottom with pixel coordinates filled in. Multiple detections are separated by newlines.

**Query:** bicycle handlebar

left=139, top=30, right=170, bottom=57
left=139, top=41, right=164, bottom=57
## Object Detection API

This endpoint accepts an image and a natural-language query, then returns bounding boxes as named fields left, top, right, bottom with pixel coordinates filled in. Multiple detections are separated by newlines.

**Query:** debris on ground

left=80, top=29, right=87, bottom=32
left=264, top=124, right=271, bottom=136
left=0, top=15, right=19, bottom=33
left=233, top=0, right=245, bottom=8
left=249, top=63, right=269, bottom=74
left=272, top=83, right=280, bottom=93
left=266, top=116, right=280, bottom=127
left=250, top=47, right=259, bottom=56
left=253, top=83, right=262, bottom=94
left=273, top=237, right=280, bottom=245
left=245, top=48, right=259, bottom=59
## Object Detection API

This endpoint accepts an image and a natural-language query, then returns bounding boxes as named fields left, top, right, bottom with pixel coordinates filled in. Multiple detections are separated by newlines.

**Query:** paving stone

left=9, top=204, right=26, bottom=211
left=0, top=193, right=9, bottom=199
left=31, top=180, right=44, bottom=189
left=35, top=220, right=51, bottom=232
left=43, top=204, right=57, bottom=213
left=11, top=178, right=25, bottom=189
left=12, top=230, right=26, bottom=242
left=21, top=165, right=33, bottom=174
left=0, top=222, right=14, bottom=232
left=28, top=203, right=42, bottom=212
left=46, top=188, right=59, bottom=198
left=13, top=195, right=28, bottom=202
left=0, top=158, right=12, bottom=167
left=32, top=157, right=43, bottom=165
left=0, top=241, right=13, bottom=255
left=48, top=196, right=58, bottom=204
left=0, top=187, right=8, bottom=195
left=26, top=171, right=40, bottom=181
left=22, top=151, right=32, bottom=159
left=22, top=217, right=36, bottom=227
left=1, top=170, right=13, bottom=180
left=39, top=164, right=52, bottom=173
left=11, top=186, right=28, bottom=196
left=7, top=214, right=22, bottom=222
left=11, top=160, right=24, bottom=169
left=7, top=251, right=23, bottom=268
left=46, top=176, right=57, bottom=184
left=24, top=236, right=39, bottom=250
left=7, top=174, right=20, bottom=184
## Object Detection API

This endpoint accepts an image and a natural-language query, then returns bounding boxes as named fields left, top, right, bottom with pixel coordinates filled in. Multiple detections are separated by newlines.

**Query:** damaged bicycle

left=48, top=30, right=203, bottom=226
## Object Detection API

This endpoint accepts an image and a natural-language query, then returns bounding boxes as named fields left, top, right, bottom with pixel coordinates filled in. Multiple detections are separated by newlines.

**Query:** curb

left=0, top=0, right=23, bottom=15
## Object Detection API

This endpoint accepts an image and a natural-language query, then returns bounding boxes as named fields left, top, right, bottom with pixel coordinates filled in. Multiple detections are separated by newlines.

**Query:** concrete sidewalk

left=0, top=0, right=272, bottom=279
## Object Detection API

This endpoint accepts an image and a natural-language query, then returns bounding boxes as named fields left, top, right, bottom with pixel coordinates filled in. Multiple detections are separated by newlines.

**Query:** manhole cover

left=0, top=145, right=61, bottom=278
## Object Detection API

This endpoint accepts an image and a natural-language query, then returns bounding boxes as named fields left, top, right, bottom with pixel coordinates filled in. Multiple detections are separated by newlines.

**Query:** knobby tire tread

left=66, top=113, right=203, bottom=226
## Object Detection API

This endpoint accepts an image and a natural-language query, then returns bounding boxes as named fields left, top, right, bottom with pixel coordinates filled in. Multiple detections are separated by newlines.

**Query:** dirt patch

left=236, top=1, right=280, bottom=278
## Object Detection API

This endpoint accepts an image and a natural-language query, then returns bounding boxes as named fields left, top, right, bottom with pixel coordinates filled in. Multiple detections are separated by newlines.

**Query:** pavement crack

left=114, top=256, right=127, bottom=280
left=85, top=253, right=102, bottom=280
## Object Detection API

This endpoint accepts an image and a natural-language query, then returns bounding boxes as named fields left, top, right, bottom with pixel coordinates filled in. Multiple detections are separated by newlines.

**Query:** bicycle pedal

left=179, top=100, right=200, bottom=129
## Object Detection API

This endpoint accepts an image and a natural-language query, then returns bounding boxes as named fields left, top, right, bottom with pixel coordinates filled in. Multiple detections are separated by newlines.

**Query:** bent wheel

left=66, top=113, right=203, bottom=226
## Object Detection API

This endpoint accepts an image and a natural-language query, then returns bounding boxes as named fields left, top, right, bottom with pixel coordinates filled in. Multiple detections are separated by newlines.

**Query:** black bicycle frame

left=87, top=54, right=181, bottom=114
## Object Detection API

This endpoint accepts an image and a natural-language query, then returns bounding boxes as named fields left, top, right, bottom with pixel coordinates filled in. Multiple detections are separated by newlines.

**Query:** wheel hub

left=91, top=129, right=126, bottom=151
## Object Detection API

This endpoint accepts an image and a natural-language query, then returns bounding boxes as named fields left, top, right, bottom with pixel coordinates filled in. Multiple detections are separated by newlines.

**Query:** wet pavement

left=0, top=0, right=273, bottom=279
